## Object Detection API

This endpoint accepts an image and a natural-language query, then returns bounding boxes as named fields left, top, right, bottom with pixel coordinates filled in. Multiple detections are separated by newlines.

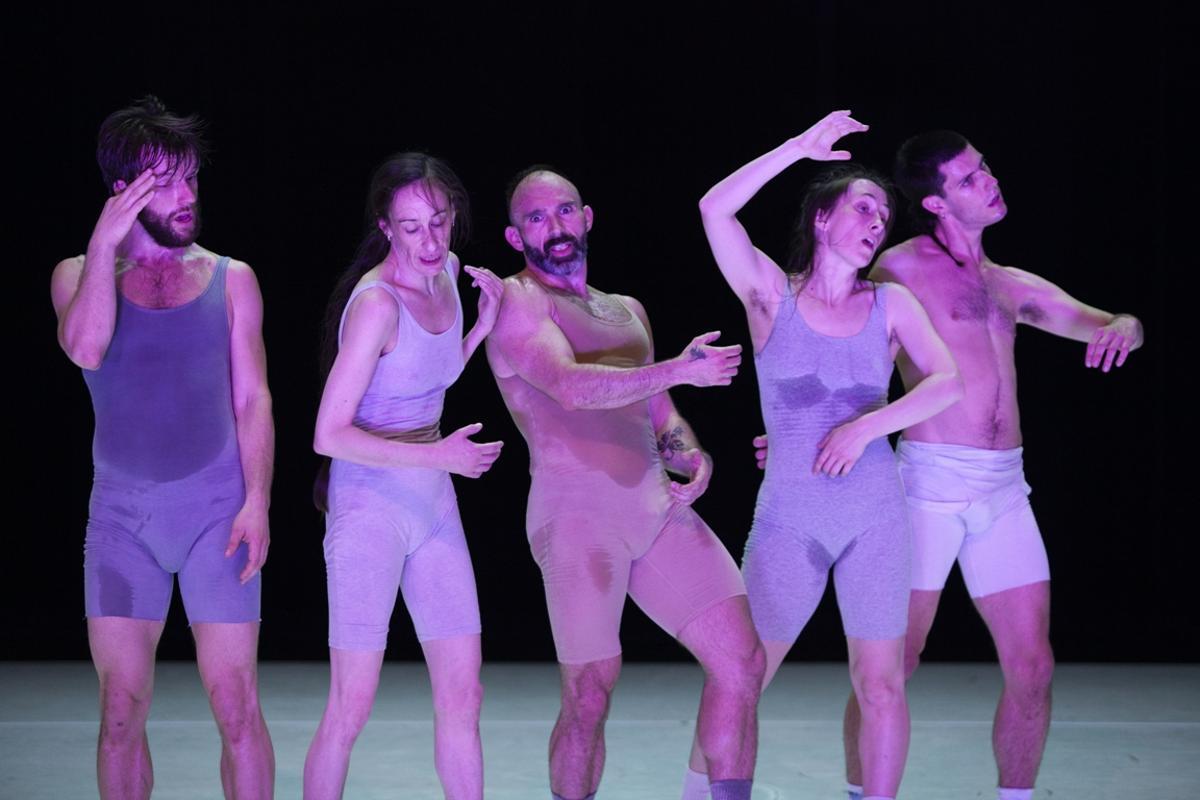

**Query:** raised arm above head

left=698, top=110, right=870, bottom=308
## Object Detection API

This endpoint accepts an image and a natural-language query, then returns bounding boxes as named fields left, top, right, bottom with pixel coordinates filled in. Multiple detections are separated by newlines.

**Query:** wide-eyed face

left=379, top=182, right=454, bottom=277
left=815, top=178, right=891, bottom=268
left=505, top=173, right=593, bottom=276
left=115, top=154, right=202, bottom=248
left=925, top=144, right=1006, bottom=228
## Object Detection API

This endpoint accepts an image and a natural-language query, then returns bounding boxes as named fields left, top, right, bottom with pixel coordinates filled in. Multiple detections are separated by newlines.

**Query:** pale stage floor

left=1, top=662, right=1196, bottom=799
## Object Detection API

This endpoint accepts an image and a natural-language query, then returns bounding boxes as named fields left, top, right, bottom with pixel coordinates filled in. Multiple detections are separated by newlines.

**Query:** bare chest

left=923, top=271, right=1018, bottom=345
left=117, top=260, right=215, bottom=309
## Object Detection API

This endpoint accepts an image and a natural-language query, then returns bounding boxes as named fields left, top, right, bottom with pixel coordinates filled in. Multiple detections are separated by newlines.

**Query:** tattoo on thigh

left=657, top=426, right=685, bottom=460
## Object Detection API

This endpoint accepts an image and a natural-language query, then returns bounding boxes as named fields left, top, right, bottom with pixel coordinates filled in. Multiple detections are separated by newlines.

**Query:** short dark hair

left=96, top=95, right=209, bottom=191
left=893, top=130, right=969, bottom=232
left=784, top=164, right=896, bottom=284
left=504, top=164, right=574, bottom=222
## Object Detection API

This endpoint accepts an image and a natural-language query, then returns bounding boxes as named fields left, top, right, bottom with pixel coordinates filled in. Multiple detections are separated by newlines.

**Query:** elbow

left=946, top=370, right=965, bottom=404
left=312, top=425, right=338, bottom=458
left=697, top=192, right=723, bottom=221
left=60, top=333, right=105, bottom=371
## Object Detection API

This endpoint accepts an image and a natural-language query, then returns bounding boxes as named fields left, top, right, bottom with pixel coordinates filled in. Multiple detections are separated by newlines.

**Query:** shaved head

left=506, top=166, right=582, bottom=224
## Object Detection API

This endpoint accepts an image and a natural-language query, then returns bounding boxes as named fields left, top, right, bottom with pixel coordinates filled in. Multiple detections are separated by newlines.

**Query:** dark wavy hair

left=783, top=164, right=896, bottom=286
left=318, top=153, right=471, bottom=380
left=894, top=130, right=969, bottom=234
left=96, top=95, right=209, bottom=190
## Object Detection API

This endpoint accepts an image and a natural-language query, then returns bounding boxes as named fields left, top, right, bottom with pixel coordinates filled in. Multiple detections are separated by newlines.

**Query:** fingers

left=240, top=536, right=268, bottom=584
left=456, top=421, right=485, bottom=438
left=752, top=434, right=767, bottom=448
left=1115, top=345, right=1130, bottom=368
left=829, top=150, right=852, bottom=160
left=225, top=526, right=241, bottom=558
left=692, top=330, right=721, bottom=346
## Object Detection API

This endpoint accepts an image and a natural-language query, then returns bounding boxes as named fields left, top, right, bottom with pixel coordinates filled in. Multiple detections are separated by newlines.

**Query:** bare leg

left=846, top=637, right=909, bottom=797
left=88, top=617, right=165, bottom=800
left=421, top=635, right=484, bottom=800
left=844, top=589, right=940, bottom=787
left=676, top=596, right=765, bottom=782
left=193, top=622, right=274, bottom=799
left=686, top=637, right=790, bottom=774
left=303, top=648, right=386, bottom=800
left=550, top=655, right=620, bottom=799
left=974, top=581, right=1053, bottom=790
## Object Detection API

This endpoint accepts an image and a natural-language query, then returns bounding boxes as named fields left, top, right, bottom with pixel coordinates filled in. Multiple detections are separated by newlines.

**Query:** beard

left=524, top=232, right=588, bottom=276
left=139, top=203, right=202, bottom=248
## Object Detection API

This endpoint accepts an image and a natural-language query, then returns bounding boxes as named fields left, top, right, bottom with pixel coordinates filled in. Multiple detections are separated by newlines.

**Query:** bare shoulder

left=345, top=284, right=400, bottom=323
left=879, top=280, right=920, bottom=309
left=997, top=264, right=1053, bottom=289
left=447, top=251, right=461, bottom=278
left=50, top=255, right=87, bottom=311
left=871, top=237, right=927, bottom=281
left=616, top=293, right=648, bottom=319
left=224, top=258, right=261, bottom=294
left=500, top=271, right=554, bottom=313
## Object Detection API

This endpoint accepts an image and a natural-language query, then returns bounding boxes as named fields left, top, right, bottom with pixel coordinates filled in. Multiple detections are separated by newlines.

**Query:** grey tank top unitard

left=83, top=256, right=241, bottom=482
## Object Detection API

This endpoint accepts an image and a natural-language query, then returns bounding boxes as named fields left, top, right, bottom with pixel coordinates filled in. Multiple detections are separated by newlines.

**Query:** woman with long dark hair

left=303, top=153, right=503, bottom=800
left=684, top=112, right=963, bottom=800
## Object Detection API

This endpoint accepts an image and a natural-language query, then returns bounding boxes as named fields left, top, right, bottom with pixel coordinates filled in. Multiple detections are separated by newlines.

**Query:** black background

left=7, top=2, right=1186, bottom=664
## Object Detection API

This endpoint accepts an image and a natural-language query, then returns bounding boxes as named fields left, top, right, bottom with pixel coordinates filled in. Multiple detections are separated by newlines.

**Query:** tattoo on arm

left=657, top=426, right=686, bottom=460
left=688, top=346, right=707, bottom=361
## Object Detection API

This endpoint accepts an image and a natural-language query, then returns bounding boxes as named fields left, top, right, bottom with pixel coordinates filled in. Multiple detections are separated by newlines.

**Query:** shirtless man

left=836, top=131, right=1145, bottom=800
left=50, top=96, right=275, bottom=799
left=486, top=167, right=766, bottom=800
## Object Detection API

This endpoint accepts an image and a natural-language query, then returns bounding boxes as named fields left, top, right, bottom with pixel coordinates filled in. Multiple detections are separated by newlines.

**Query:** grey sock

left=709, top=778, right=753, bottom=800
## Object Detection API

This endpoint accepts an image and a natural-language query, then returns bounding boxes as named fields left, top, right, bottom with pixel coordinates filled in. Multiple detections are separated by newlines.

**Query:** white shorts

left=898, top=440, right=1050, bottom=598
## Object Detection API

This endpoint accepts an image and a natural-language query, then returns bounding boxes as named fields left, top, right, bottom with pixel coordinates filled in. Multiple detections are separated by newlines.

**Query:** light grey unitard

left=742, top=283, right=910, bottom=641
left=323, top=265, right=481, bottom=651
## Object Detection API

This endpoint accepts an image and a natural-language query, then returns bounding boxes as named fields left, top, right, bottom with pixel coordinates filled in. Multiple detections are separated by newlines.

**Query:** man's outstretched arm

left=1005, top=267, right=1144, bottom=372
left=487, top=277, right=741, bottom=410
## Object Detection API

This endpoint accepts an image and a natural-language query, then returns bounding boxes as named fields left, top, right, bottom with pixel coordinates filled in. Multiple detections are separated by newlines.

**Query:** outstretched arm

left=1006, top=267, right=1144, bottom=371
left=313, top=286, right=502, bottom=477
left=51, top=169, right=158, bottom=369
left=698, top=110, right=869, bottom=309
left=814, top=285, right=963, bottom=477
left=487, top=278, right=740, bottom=411
left=225, top=262, right=275, bottom=583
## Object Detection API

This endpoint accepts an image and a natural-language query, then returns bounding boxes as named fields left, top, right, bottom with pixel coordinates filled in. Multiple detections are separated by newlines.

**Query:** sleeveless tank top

left=756, top=283, right=894, bottom=482
left=84, top=256, right=238, bottom=482
left=337, top=262, right=464, bottom=441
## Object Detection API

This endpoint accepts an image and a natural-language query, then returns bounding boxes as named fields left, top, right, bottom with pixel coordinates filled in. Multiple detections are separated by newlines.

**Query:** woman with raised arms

left=684, top=112, right=963, bottom=800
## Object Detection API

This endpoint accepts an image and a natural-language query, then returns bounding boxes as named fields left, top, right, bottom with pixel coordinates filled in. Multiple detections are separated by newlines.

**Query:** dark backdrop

left=7, top=3, right=1186, bottom=663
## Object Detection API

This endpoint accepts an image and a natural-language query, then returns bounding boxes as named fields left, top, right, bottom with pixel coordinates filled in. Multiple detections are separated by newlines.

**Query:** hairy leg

left=88, top=617, right=165, bottom=800
left=677, top=596, right=765, bottom=781
left=551, top=656, right=621, bottom=799
left=193, top=622, right=274, bottom=800
left=974, top=581, right=1053, bottom=789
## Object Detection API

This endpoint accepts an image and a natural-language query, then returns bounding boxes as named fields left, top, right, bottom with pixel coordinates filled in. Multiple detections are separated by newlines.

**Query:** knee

left=207, top=673, right=264, bottom=747
left=714, top=637, right=767, bottom=702
left=1002, top=643, right=1055, bottom=696
left=97, top=682, right=153, bottom=749
left=432, top=675, right=483, bottom=727
left=560, top=670, right=617, bottom=730
left=851, top=669, right=906, bottom=714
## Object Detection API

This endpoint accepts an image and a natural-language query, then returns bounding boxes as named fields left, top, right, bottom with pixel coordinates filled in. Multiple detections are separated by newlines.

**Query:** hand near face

left=669, top=448, right=712, bottom=505
left=793, top=110, right=869, bottom=162
left=464, top=265, right=504, bottom=336
left=90, top=168, right=157, bottom=251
